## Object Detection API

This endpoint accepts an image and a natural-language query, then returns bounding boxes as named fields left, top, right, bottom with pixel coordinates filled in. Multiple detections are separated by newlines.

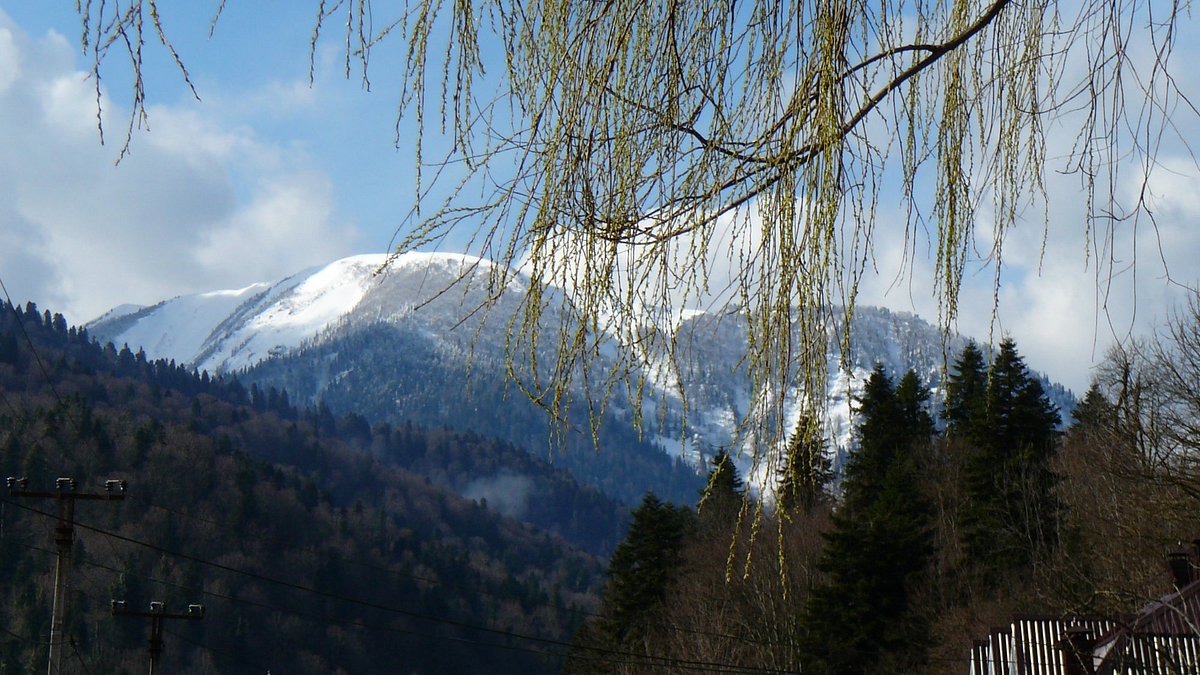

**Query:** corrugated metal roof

left=1093, top=577, right=1200, bottom=674
left=969, top=554, right=1200, bottom=673
left=971, top=627, right=1015, bottom=675
left=1131, top=579, right=1200, bottom=636
left=992, top=626, right=1012, bottom=673
left=971, top=639, right=991, bottom=675
left=1096, top=635, right=1200, bottom=674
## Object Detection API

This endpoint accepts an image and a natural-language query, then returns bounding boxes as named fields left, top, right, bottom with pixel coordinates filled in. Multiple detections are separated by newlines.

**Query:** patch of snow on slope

left=388, top=251, right=489, bottom=273
left=109, top=283, right=271, bottom=365
left=89, top=303, right=144, bottom=325
left=249, top=255, right=383, bottom=331
left=202, top=255, right=387, bottom=372
left=94, top=252, right=522, bottom=375
left=386, top=251, right=533, bottom=303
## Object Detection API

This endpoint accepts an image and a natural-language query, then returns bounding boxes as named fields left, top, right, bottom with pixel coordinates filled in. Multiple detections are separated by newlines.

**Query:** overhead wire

left=152, top=562, right=575, bottom=669
left=0, top=385, right=23, bottom=424
left=68, top=636, right=97, bottom=675
left=160, top=625, right=274, bottom=673
left=2, top=280, right=1188, bottom=673
left=1, top=625, right=49, bottom=646
left=0, top=285, right=1121, bottom=674
left=5, top=458, right=783, bottom=668
left=35, top=537, right=575, bottom=667
left=0, top=298, right=571, bottom=665
left=0, top=289, right=91, bottom=488
left=0, top=295, right=50, bottom=477
left=17, top=542, right=308, bottom=672
left=134, top=494, right=781, bottom=648
left=15, top=526, right=787, bottom=674
left=1, top=496, right=789, bottom=674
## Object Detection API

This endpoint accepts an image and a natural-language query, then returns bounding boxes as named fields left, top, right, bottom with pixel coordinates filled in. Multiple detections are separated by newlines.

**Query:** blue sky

left=0, top=3, right=430, bottom=317
left=2, top=2, right=1200, bottom=394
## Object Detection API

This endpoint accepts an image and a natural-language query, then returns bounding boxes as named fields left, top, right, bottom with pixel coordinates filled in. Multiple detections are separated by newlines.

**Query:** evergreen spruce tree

left=599, top=492, right=694, bottom=645
left=777, top=415, right=831, bottom=515
left=960, top=338, right=1061, bottom=575
left=698, top=448, right=745, bottom=520
left=1070, top=384, right=1115, bottom=431
left=943, top=340, right=988, bottom=436
left=895, top=369, right=936, bottom=443
left=799, top=365, right=935, bottom=674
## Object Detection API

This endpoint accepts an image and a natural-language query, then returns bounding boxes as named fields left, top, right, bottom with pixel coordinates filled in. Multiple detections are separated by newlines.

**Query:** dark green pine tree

left=1069, top=383, right=1115, bottom=432
left=598, top=492, right=694, bottom=645
left=799, top=365, right=935, bottom=674
left=895, top=369, right=936, bottom=442
left=960, top=338, right=1061, bottom=574
left=777, top=415, right=831, bottom=515
left=699, top=448, right=745, bottom=520
left=943, top=340, right=988, bottom=437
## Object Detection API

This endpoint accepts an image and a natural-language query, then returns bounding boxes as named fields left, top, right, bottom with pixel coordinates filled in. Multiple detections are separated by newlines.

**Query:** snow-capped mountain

left=89, top=252, right=1075, bottom=500
left=657, top=305, right=976, bottom=488
left=90, top=253, right=517, bottom=374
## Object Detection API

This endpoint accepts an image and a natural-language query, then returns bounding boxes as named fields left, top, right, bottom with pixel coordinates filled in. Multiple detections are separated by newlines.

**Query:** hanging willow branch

left=78, top=1, right=1193, bottom=502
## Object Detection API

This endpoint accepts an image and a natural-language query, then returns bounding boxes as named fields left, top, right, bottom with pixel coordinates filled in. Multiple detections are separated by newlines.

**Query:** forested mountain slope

left=0, top=301, right=611, bottom=674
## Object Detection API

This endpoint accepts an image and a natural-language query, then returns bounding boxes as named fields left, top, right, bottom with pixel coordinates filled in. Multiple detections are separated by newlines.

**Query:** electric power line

left=68, top=636, right=96, bottom=675
left=0, top=293, right=794, bottom=669
left=15, top=533, right=793, bottom=674
left=134, top=494, right=780, bottom=648
left=1, top=496, right=790, bottom=674
left=6, top=477, right=126, bottom=675
left=1, top=625, right=49, bottom=646
left=160, top=625, right=273, bottom=673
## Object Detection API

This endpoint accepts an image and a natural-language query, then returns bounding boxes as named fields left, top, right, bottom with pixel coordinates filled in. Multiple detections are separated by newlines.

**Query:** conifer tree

left=960, top=338, right=1061, bottom=574
left=895, top=369, right=936, bottom=444
left=1070, top=384, right=1115, bottom=432
left=799, top=365, right=935, bottom=674
left=599, top=492, right=694, bottom=645
left=698, top=448, right=744, bottom=520
left=943, top=341, right=988, bottom=436
left=777, top=415, right=831, bottom=515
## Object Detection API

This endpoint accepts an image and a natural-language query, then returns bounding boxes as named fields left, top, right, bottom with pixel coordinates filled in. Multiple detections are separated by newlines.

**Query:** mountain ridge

left=88, top=252, right=1076, bottom=498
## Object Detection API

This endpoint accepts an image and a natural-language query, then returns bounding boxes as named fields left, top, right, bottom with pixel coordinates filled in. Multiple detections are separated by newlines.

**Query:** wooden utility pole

left=6, top=476, right=127, bottom=675
left=111, top=601, right=205, bottom=675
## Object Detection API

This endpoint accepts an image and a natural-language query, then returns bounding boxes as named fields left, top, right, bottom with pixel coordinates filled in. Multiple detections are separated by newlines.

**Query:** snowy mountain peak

left=88, top=251, right=502, bottom=374
left=88, top=252, right=1075, bottom=490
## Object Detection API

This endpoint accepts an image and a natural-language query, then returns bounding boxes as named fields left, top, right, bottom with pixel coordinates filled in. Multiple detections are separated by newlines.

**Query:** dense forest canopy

left=0, top=301, right=619, bottom=673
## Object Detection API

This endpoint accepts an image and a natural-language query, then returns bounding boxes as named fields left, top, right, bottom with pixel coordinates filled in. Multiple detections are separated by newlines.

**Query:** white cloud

left=0, top=11, right=361, bottom=324
left=195, top=173, right=354, bottom=278
left=205, top=77, right=321, bottom=121
left=0, top=26, right=19, bottom=93
left=857, top=164, right=1159, bottom=393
